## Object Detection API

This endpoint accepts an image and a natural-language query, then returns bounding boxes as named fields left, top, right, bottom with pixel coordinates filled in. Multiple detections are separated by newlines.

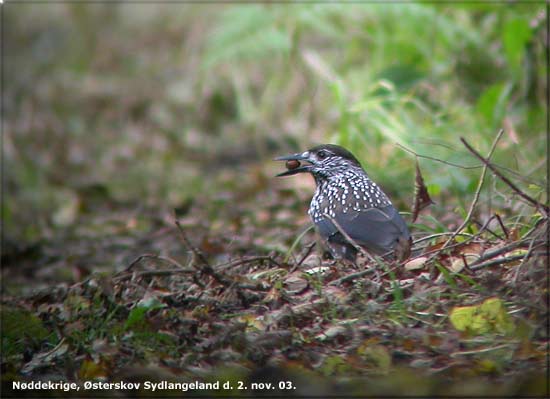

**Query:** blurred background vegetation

left=5, top=3, right=547, bottom=243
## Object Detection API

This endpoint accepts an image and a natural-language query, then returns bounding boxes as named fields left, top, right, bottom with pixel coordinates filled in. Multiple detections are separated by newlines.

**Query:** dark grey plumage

left=276, top=144, right=411, bottom=262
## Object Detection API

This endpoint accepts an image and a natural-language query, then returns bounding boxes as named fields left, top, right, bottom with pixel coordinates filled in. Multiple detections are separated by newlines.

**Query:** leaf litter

left=2, top=164, right=548, bottom=397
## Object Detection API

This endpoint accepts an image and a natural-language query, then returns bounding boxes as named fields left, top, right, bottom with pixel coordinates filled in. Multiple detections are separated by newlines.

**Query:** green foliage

left=502, top=18, right=533, bottom=74
left=3, top=3, right=547, bottom=383
left=6, top=4, right=545, bottom=251
left=357, top=344, right=392, bottom=375
left=124, top=299, right=165, bottom=331
left=200, top=3, right=543, bottom=208
left=124, top=306, right=149, bottom=331
left=476, top=83, right=512, bottom=129
left=205, top=5, right=291, bottom=67
left=1, top=306, right=52, bottom=357
left=320, top=355, right=352, bottom=376
left=435, top=262, right=458, bottom=292
left=121, top=301, right=178, bottom=356
left=284, top=224, right=314, bottom=263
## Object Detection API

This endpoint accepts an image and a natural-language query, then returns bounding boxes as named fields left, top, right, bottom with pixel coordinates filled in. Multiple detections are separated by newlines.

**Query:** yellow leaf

left=449, top=297, right=515, bottom=335
left=476, top=358, right=498, bottom=373
left=236, top=314, right=265, bottom=331
left=79, top=358, right=108, bottom=380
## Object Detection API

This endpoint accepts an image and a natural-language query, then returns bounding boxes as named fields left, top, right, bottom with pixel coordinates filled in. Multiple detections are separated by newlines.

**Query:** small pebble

left=286, top=160, right=301, bottom=170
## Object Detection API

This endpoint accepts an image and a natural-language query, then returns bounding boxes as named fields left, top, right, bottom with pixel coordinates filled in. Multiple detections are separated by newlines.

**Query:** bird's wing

left=316, top=205, right=409, bottom=255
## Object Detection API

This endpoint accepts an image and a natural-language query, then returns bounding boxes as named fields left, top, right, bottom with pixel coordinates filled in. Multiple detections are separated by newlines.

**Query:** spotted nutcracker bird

left=276, top=144, right=411, bottom=262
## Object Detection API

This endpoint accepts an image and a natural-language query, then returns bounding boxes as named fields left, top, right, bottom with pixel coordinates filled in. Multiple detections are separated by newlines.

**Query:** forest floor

left=2, top=160, right=548, bottom=397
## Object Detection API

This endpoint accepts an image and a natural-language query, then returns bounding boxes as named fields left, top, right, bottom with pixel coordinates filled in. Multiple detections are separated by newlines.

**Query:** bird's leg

left=394, top=236, right=412, bottom=262
left=321, top=240, right=354, bottom=272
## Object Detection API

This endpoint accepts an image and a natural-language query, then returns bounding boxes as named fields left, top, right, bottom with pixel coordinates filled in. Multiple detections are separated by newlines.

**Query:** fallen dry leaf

left=283, top=272, right=309, bottom=295
left=411, top=159, right=434, bottom=222
left=404, top=256, right=428, bottom=271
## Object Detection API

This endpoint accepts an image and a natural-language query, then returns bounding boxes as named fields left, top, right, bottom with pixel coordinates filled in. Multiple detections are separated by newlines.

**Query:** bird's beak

left=274, top=151, right=313, bottom=177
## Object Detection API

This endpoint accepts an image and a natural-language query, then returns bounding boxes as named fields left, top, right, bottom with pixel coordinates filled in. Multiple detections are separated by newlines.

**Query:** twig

left=323, top=213, right=376, bottom=262
left=412, top=130, right=504, bottom=267
left=114, top=268, right=195, bottom=283
left=412, top=238, right=480, bottom=260
left=422, top=130, right=503, bottom=263
left=494, top=213, right=509, bottom=239
left=330, top=260, right=402, bottom=286
left=216, top=255, right=280, bottom=271
left=450, top=343, right=515, bottom=357
left=412, top=232, right=475, bottom=244
left=460, top=136, right=549, bottom=215
left=512, top=235, right=539, bottom=284
left=396, top=142, right=541, bottom=185
left=469, top=254, right=526, bottom=271
left=408, top=217, right=499, bottom=261
left=284, top=224, right=315, bottom=264
left=35, top=338, right=67, bottom=357
left=521, top=216, right=547, bottom=239
left=175, top=220, right=212, bottom=269
left=289, top=242, right=316, bottom=273
left=446, top=129, right=504, bottom=246
left=473, top=218, right=503, bottom=240
left=121, top=254, right=188, bottom=274
left=175, top=219, right=269, bottom=292
left=298, top=242, right=316, bottom=266
left=396, top=143, right=481, bottom=170
left=468, top=239, right=545, bottom=271
left=469, top=238, right=530, bottom=266
left=175, top=219, right=235, bottom=288
left=329, top=268, right=375, bottom=285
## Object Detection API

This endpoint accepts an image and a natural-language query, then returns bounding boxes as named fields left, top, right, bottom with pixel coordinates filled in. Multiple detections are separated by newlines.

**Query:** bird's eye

left=317, top=150, right=328, bottom=159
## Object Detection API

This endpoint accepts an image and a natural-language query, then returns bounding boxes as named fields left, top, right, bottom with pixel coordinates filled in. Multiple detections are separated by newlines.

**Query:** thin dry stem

left=460, top=136, right=549, bottom=216
left=444, top=129, right=504, bottom=249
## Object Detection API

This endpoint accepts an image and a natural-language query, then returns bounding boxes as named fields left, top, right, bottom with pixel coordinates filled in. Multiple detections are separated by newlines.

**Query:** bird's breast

left=309, top=175, right=392, bottom=223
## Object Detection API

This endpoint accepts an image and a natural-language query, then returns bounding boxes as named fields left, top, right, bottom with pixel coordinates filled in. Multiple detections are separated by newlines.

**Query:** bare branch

left=460, top=136, right=549, bottom=216
left=217, top=255, right=280, bottom=271
left=450, top=129, right=504, bottom=241
left=121, top=254, right=188, bottom=273
left=114, top=268, right=195, bottom=283
left=329, top=268, right=375, bottom=285
left=396, top=143, right=481, bottom=170
left=174, top=219, right=269, bottom=292
left=396, top=142, right=542, bottom=185
left=175, top=220, right=212, bottom=269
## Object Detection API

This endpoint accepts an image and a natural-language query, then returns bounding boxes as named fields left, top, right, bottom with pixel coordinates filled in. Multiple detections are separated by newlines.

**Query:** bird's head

left=275, top=144, right=362, bottom=179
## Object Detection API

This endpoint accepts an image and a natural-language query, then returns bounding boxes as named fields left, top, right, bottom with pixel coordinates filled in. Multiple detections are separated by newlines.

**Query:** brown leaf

left=454, top=241, right=485, bottom=256
left=404, top=256, right=428, bottom=271
left=200, top=236, right=225, bottom=255
left=323, top=286, right=348, bottom=304
left=411, top=159, right=434, bottom=222
left=263, top=286, right=282, bottom=304
left=401, top=338, right=416, bottom=352
left=283, top=272, right=309, bottom=295
left=71, top=265, right=91, bottom=282
left=508, top=227, right=521, bottom=242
